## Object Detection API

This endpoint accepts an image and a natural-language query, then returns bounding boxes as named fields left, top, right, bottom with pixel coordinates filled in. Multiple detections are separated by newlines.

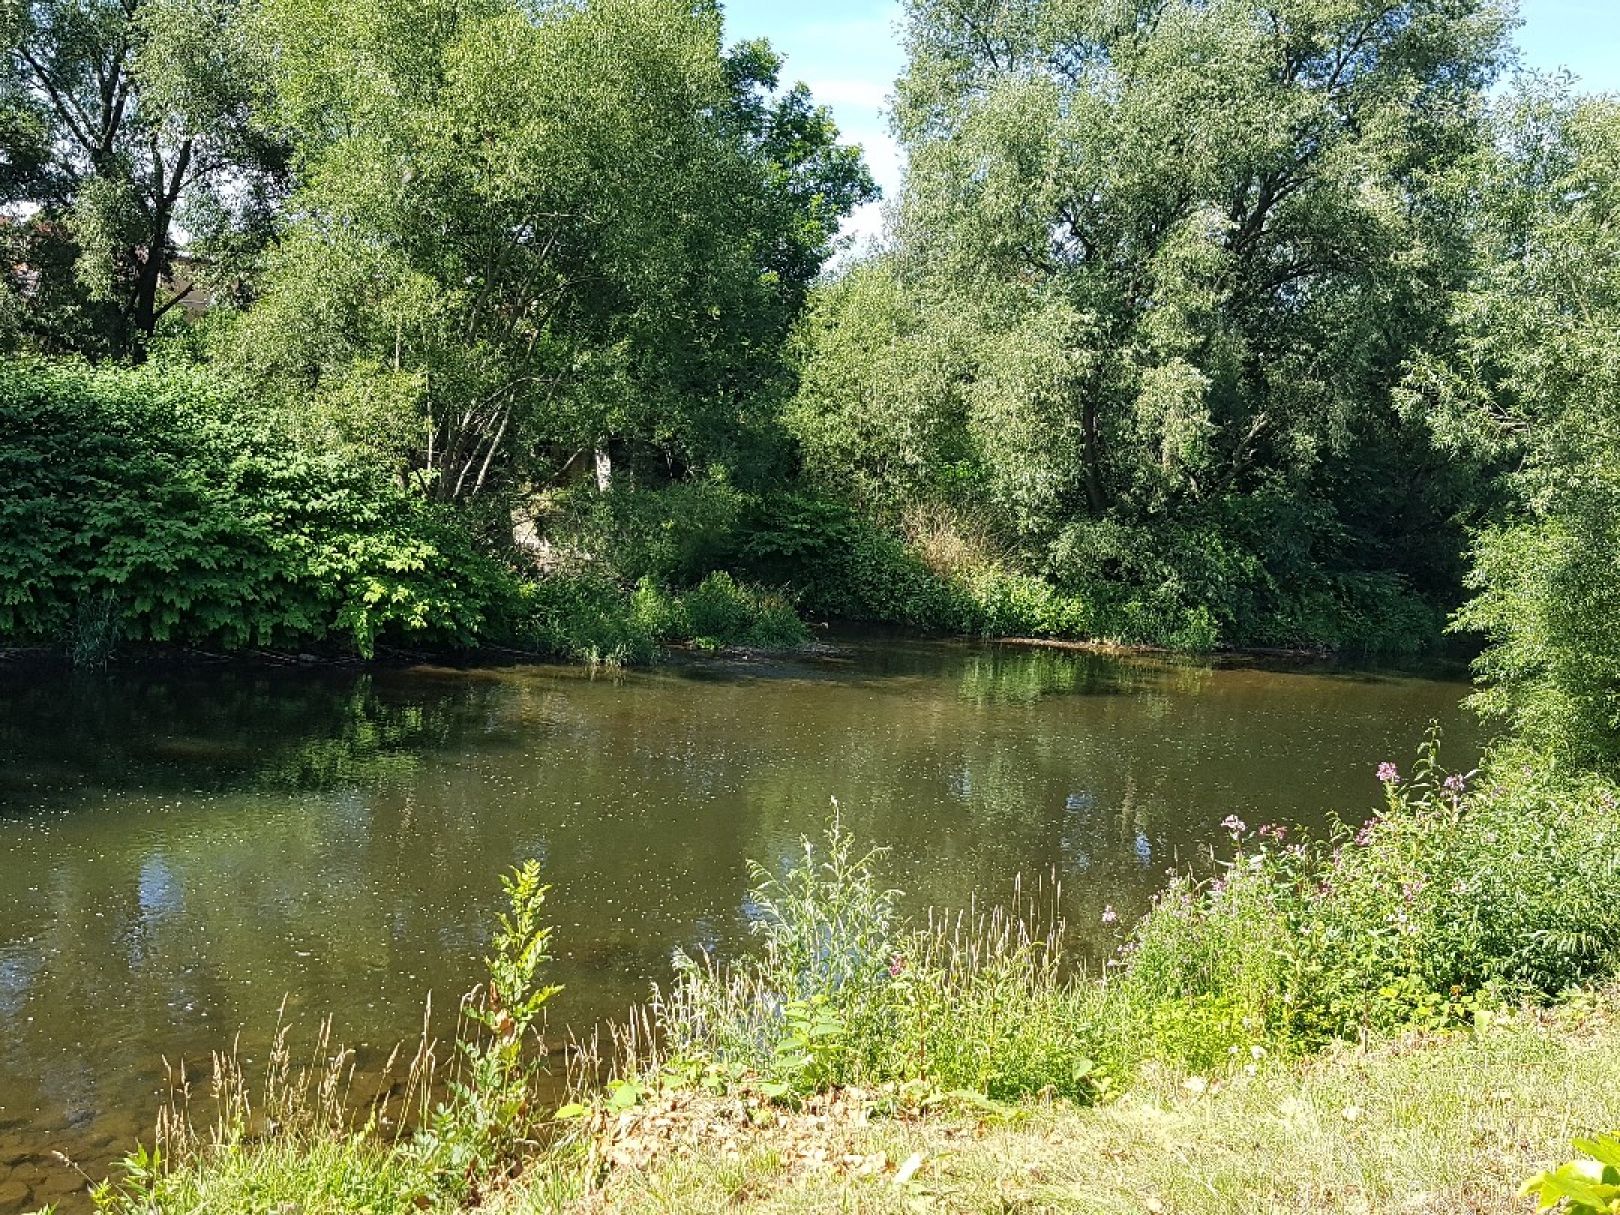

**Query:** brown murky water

left=0, top=636, right=1477, bottom=1209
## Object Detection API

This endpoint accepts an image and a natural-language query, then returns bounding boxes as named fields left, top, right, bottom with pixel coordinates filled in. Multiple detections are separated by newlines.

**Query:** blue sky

left=724, top=0, right=1620, bottom=247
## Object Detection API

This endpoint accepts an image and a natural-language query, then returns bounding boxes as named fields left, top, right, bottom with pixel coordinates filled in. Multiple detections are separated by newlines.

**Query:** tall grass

left=90, top=864, right=568, bottom=1215
left=644, top=812, right=1112, bottom=1105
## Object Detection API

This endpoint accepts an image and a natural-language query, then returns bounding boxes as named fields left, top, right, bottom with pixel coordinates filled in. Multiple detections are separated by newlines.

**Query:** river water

left=0, top=637, right=1476, bottom=1208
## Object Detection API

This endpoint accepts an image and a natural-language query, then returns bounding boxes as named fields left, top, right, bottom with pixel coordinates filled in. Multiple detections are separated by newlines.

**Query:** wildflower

left=888, top=954, right=906, bottom=977
left=1101, top=905, right=1118, bottom=925
left=1258, top=823, right=1288, bottom=842
left=1443, top=773, right=1466, bottom=794
left=1376, top=761, right=1400, bottom=784
left=1355, top=820, right=1377, bottom=847
left=1401, top=878, right=1426, bottom=903
left=1220, top=814, right=1248, bottom=838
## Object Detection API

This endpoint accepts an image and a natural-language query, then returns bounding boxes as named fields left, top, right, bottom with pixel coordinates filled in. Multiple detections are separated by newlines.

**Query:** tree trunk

left=1081, top=395, right=1106, bottom=516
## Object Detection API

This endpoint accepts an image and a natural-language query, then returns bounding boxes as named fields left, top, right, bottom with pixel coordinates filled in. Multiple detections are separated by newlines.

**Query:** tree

left=791, top=0, right=1510, bottom=646
left=1412, top=85, right=1620, bottom=769
left=2, top=0, right=287, bottom=358
left=234, top=0, right=874, bottom=505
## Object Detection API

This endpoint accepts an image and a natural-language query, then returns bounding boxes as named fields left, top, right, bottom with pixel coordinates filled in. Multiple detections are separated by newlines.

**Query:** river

left=0, top=636, right=1476, bottom=1209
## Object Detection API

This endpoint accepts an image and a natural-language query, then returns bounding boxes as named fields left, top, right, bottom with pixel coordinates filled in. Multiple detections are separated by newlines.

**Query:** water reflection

left=0, top=640, right=1475, bottom=1201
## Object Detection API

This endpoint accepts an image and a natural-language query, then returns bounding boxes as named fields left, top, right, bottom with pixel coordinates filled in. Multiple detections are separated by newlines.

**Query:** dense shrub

left=0, top=358, right=512, bottom=658
left=1460, top=487, right=1620, bottom=774
left=1119, top=739, right=1620, bottom=1060
left=731, top=490, right=1437, bottom=654
left=548, top=479, right=750, bottom=587
left=512, top=572, right=665, bottom=666
left=514, top=572, right=807, bottom=665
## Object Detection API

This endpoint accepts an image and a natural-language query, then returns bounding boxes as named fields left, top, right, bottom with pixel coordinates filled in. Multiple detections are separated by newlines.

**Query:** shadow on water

left=0, top=637, right=1477, bottom=1208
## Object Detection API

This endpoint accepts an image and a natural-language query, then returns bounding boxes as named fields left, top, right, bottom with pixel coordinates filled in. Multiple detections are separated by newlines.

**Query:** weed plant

left=649, top=813, right=1111, bottom=1105
left=89, top=864, right=566, bottom=1215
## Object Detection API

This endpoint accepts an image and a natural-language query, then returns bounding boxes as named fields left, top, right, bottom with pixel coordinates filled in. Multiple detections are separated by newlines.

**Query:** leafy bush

left=737, top=490, right=1435, bottom=655
left=548, top=479, right=750, bottom=587
left=675, top=572, right=807, bottom=650
left=513, top=571, right=807, bottom=665
left=1119, top=737, right=1620, bottom=1058
left=413, top=862, right=562, bottom=1187
left=0, top=358, right=512, bottom=659
left=513, top=572, right=664, bottom=666
left=1046, top=501, right=1445, bottom=657
left=1460, top=489, right=1620, bottom=774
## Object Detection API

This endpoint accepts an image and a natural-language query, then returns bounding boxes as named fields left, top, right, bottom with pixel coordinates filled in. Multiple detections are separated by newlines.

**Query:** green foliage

left=3, top=0, right=286, bottom=358
left=513, top=571, right=808, bottom=665
left=1119, top=736, right=1620, bottom=1059
left=415, top=862, right=561, bottom=1187
left=1523, top=1134, right=1620, bottom=1215
left=552, top=479, right=750, bottom=588
left=235, top=0, right=872, bottom=502
left=653, top=816, right=1110, bottom=1105
left=0, top=357, right=511, bottom=658
left=513, top=572, right=664, bottom=667
left=785, top=0, right=1508, bottom=654
left=676, top=572, right=807, bottom=651
left=1417, top=89, right=1620, bottom=771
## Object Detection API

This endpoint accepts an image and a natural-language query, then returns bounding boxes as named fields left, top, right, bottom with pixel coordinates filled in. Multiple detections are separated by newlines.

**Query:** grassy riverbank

left=555, top=996, right=1620, bottom=1214
left=67, top=988, right=1620, bottom=1215
left=65, top=746, right=1620, bottom=1215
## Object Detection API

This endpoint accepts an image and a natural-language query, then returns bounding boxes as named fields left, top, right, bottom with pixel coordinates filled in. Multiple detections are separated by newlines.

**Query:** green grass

left=88, top=1136, right=437, bottom=1215
left=72, top=991, right=1620, bottom=1214
left=547, top=993, right=1620, bottom=1214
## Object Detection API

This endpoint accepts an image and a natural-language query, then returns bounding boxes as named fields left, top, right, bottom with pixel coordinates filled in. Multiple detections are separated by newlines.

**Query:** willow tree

left=795, top=0, right=1510, bottom=636
left=1413, top=87, right=1620, bottom=769
left=236, top=0, right=873, bottom=504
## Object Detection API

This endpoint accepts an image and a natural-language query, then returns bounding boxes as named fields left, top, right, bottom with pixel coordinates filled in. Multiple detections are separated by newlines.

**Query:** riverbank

left=562, top=991, right=1620, bottom=1214
left=60, top=989, right=1620, bottom=1215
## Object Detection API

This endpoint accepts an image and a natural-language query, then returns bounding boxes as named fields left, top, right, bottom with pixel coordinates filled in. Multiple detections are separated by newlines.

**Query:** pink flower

left=1101, top=905, right=1118, bottom=925
left=1258, top=823, right=1287, bottom=842
left=1221, top=815, right=1248, bottom=838
left=888, top=954, right=906, bottom=977
left=1443, top=773, right=1466, bottom=794
left=1376, top=762, right=1400, bottom=785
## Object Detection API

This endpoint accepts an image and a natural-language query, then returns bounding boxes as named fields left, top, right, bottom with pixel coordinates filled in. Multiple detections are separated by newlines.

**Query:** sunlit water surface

left=0, top=637, right=1476, bottom=1208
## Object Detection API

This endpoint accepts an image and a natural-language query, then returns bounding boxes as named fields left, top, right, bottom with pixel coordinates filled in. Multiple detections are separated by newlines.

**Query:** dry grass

left=520, top=992, right=1620, bottom=1214
left=900, top=502, right=1007, bottom=579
